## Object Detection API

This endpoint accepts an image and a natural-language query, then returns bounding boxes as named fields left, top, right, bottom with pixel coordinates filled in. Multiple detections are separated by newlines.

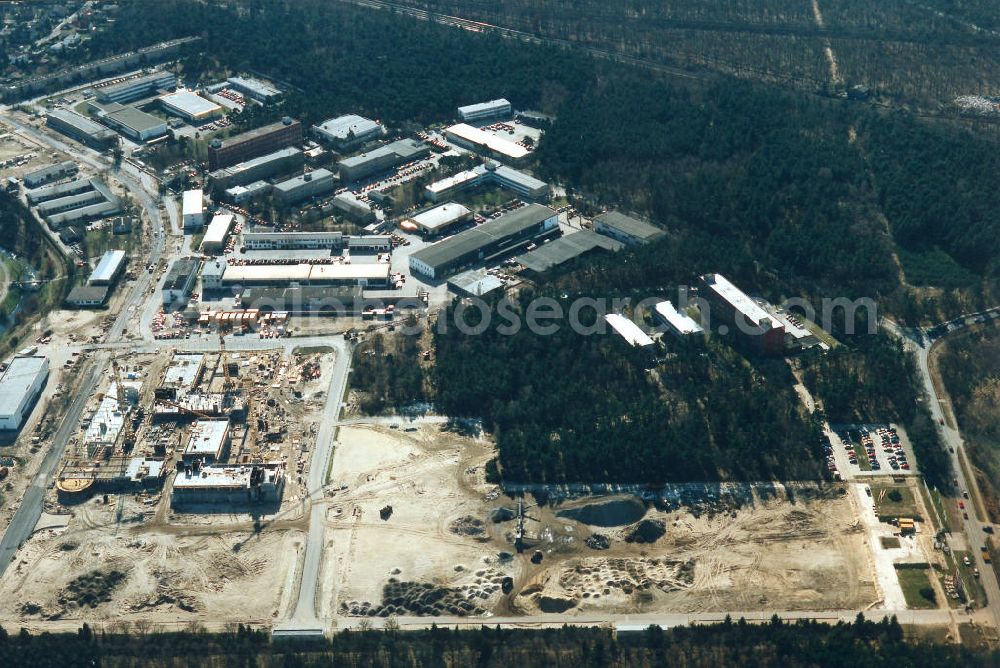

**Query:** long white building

left=457, top=98, right=512, bottom=122
left=0, top=356, right=49, bottom=431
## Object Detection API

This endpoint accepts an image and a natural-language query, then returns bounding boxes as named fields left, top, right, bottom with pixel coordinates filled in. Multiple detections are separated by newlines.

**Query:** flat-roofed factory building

left=337, top=138, right=429, bottom=183
left=400, top=202, right=472, bottom=238
left=159, top=90, right=222, bottom=123
left=97, top=71, right=177, bottom=104
left=444, top=123, right=529, bottom=164
left=272, top=169, right=334, bottom=205
left=226, top=76, right=281, bottom=103
left=24, top=161, right=77, bottom=188
left=594, top=211, right=666, bottom=245
left=89, top=249, right=127, bottom=285
left=515, top=230, right=622, bottom=274
left=220, top=262, right=390, bottom=288
left=201, top=213, right=234, bottom=254
left=425, top=162, right=549, bottom=202
left=89, top=102, right=168, bottom=142
left=457, top=98, right=512, bottom=123
left=409, top=203, right=559, bottom=279
left=312, top=114, right=383, bottom=150
left=605, top=314, right=655, bottom=349
left=162, top=258, right=202, bottom=305
left=208, top=147, right=303, bottom=190
left=46, top=109, right=118, bottom=151
left=208, top=117, right=302, bottom=170
left=0, top=356, right=49, bottom=431
left=700, top=273, right=785, bottom=356
left=653, top=300, right=704, bottom=338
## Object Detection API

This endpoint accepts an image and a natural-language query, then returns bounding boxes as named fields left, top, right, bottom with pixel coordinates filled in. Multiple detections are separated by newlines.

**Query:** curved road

left=885, top=306, right=1000, bottom=630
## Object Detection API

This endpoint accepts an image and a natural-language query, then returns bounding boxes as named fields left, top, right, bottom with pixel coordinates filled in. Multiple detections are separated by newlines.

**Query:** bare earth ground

left=0, top=492, right=304, bottom=626
left=322, top=425, right=879, bottom=621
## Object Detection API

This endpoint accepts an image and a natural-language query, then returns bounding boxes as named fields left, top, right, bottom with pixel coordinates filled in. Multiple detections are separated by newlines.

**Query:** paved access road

left=886, top=309, right=1000, bottom=631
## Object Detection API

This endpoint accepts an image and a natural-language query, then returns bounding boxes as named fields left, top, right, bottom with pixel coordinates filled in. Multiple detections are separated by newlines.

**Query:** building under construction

left=171, top=463, right=285, bottom=508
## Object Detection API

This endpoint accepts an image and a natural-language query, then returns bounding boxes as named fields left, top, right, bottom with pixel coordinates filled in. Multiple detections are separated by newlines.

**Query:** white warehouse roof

left=182, top=189, right=204, bottom=216
left=446, top=123, right=529, bottom=160
left=0, top=356, right=48, bottom=422
left=458, top=98, right=511, bottom=116
left=408, top=202, right=472, bottom=231
left=702, top=274, right=772, bottom=327
left=313, top=114, right=381, bottom=142
left=605, top=314, right=654, bottom=348
left=202, top=213, right=234, bottom=247
left=160, top=90, right=222, bottom=117
left=653, top=301, right=704, bottom=336
left=90, top=249, right=126, bottom=284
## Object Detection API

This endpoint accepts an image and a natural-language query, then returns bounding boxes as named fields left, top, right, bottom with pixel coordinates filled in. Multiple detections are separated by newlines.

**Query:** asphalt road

left=0, top=353, right=105, bottom=575
left=887, top=313, right=1000, bottom=630
left=0, top=113, right=166, bottom=579
left=288, top=336, right=352, bottom=627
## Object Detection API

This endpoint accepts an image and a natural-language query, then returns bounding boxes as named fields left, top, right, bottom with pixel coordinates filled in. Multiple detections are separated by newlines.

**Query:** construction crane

left=154, top=398, right=214, bottom=420
left=110, top=359, right=136, bottom=449
left=219, top=333, right=235, bottom=392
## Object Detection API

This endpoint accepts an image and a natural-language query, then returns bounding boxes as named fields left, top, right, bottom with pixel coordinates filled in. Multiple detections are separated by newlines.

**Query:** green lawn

left=895, top=565, right=938, bottom=609
left=871, top=483, right=920, bottom=520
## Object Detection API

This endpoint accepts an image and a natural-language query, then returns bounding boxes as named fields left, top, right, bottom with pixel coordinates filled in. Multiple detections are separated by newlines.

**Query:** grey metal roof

left=313, top=114, right=380, bottom=141
left=46, top=200, right=120, bottom=226
left=491, top=164, right=547, bottom=191
left=447, top=269, right=504, bottom=296
left=411, top=203, right=555, bottom=270
left=163, top=258, right=201, bottom=291
left=338, top=138, right=426, bottom=169
left=516, top=230, right=622, bottom=273
left=594, top=211, right=666, bottom=242
left=0, top=356, right=47, bottom=418
left=26, top=177, right=94, bottom=204
left=47, top=109, right=117, bottom=140
left=24, top=161, right=76, bottom=184
left=105, top=105, right=166, bottom=133
left=272, top=168, right=333, bottom=193
left=91, top=250, right=126, bottom=283
left=66, top=285, right=110, bottom=304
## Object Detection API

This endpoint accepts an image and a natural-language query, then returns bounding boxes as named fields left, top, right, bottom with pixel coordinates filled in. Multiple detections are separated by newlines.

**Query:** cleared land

left=322, top=424, right=882, bottom=619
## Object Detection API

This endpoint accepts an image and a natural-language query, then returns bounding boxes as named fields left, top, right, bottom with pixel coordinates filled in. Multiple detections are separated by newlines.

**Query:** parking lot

left=829, top=424, right=918, bottom=478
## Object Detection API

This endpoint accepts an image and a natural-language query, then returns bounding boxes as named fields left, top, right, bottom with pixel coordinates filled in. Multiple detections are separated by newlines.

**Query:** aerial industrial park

left=0, top=2, right=999, bottom=657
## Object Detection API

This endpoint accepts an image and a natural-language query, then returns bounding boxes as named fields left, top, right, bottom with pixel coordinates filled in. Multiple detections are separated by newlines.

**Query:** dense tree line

left=0, top=615, right=994, bottom=667
left=433, top=294, right=824, bottom=483
left=937, top=324, right=1000, bottom=520
left=351, top=321, right=430, bottom=414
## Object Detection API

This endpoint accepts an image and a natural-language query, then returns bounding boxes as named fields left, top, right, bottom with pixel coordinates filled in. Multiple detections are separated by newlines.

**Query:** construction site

left=0, top=341, right=340, bottom=625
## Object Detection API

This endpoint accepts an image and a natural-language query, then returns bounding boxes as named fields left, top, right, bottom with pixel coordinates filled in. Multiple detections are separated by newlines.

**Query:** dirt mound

left=58, top=569, right=126, bottom=610
left=556, top=496, right=646, bottom=527
left=489, top=507, right=516, bottom=523
left=586, top=534, right=611, bottom=550
left=342, top=569, right=507, bottom=617
left=624, top=519, right=666, bottom=544
left=539, top=594, right=577, bottom=613
left=449, top=515, right=486, bottom=537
